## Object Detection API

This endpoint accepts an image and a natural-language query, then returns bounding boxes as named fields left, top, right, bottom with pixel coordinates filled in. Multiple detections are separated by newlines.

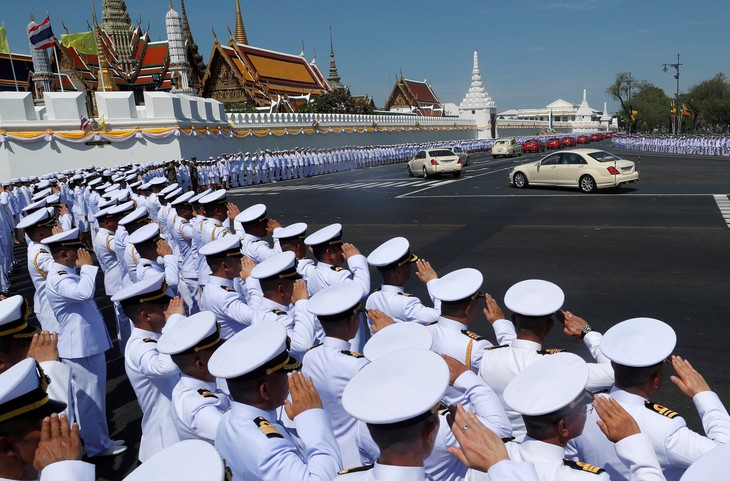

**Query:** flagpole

left=51, top=37, right=64, bottom=92
left=2, top=22, right=19, bottom=92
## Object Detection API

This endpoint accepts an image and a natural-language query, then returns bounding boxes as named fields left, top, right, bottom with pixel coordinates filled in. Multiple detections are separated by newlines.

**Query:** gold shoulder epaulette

left=645, top=401, right=681, bottom=419
left=197, top=388, right=218, bottom=399
left=397, top=292, right=413, bottom=297
left=142, top=263, right=151, bottom=267
left=57, top=271, right=68, bottom=275
left=501, top=436, right=515, bottom=443
left=143, top=338, right=157, bottom=343
left=308, top=344, right=323, bottom=350
left=425, top=320, right=438, bottom=326
left=338, top=465, right=374, bottom=475
left=253, top=416, right=283, bottom=439
left=39, top=248, right=49, bottom=254
left=485, top=344, right=509, bottom=351
left=330, top=265, right=345, bottom=272
left=436, top=401, right=450, bottom=416
left=563, top=459, right=606, bottom=475
left=341, top=350, right=364, bottom=358
left=220, top=285, right=236, bottom=292
left=538, top=348, right=565, bottom=355
left=461, top=329, right=485, bottom=341
left=272, top=309, right=287, bottom=316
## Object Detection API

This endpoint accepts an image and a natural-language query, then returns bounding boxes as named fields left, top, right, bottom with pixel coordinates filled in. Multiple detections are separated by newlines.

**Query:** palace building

left=200, top=0, right=332, bottom=111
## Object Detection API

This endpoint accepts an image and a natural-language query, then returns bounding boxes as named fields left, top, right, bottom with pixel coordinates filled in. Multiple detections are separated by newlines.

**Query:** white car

left=407, top=149, right=463, bottom=178
left=492, top=138, right=522, bottom=158
left=448, top=146, right=470, bottom=166
left=508, top=149, right=639, bottom=193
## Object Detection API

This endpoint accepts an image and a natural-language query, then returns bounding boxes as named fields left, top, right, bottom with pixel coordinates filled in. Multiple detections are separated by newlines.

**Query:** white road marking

left=713, top=195, right=730, bottom=228
left=396, top=167, right=512, bottom=199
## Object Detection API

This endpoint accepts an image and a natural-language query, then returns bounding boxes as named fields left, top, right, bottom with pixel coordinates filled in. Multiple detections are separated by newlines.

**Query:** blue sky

left=3, top=0, right=728, bottom=112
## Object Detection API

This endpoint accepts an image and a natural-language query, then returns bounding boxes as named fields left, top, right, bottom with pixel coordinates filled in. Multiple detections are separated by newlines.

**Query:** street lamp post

left=662, top=53, right=682, bottom=135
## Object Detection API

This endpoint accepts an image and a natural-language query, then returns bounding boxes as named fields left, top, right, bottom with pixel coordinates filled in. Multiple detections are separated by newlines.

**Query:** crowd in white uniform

left=0, top=138, right=728, bottom=481
left=611, top=134, right=730, bottom=156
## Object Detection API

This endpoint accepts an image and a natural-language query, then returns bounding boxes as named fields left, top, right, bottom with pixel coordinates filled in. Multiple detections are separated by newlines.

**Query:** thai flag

left=80, top=116, right=90, bottom=131
left=28, top=16, right=55, bottom=50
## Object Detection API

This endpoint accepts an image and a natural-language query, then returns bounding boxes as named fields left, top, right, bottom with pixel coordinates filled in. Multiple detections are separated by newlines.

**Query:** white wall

left=0, top=91, right=477, bottom=178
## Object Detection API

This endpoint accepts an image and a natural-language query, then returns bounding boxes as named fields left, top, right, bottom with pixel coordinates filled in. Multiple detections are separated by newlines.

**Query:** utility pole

left=626, top=73, right=632, bottom=134
left=663, top=54, right=682, bottom=135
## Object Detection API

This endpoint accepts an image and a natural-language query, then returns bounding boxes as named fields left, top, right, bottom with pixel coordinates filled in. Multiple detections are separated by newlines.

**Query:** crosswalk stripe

left=713, top=195, right=730, bottom=228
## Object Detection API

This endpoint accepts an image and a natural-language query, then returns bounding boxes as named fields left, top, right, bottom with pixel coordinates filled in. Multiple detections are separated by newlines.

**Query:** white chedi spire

left=600, top=101, right=611, bottom=121
left=459, top=50, right=495, bottom=109
left=166, top=3, right=194, bottom=94
left=575, top=88, right=593, bottom=119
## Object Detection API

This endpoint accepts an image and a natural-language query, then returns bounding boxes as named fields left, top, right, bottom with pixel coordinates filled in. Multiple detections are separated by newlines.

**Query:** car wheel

left=513, top=172, right=528, bottom=188
left=492, top=155, right=497, bottom=159
left=422, top=166, right=429, bottom=179
left=579, top=175, right=597, bottom=193
left=453, top=170, right=461, bottom=178
left=407, top=165, right=414, bottom=177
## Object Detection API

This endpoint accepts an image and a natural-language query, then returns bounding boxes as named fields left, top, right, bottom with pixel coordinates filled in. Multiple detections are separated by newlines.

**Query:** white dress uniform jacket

left=215, top=402, right=342, bottom=481
left=365, top=284, right=440, bottom=329
left=26, top=241, right=60, bottom=332
left=92, top=228, right=123, bottom=293
left=302, top=337, right=369, bottom=468
left=241, top=233, right=280, bottom=264
left=468, top=437, right=610, bottom=481
left=136, top=255, right=180, bottom=296
left=171, top=374, right=230, bottom=444
left=253, top=297, right=321, bottom=359
left=307, top=255, right=370, bottom=297
left=200, top=276, right=261, bottom=339
left=45, top=263, right=112, bottom=358
left=124, top=327, right=181, bottom=462
left=479, top=335, right=615, bottom=441
left=566, top=388, right=730, bottom=481
left=428, top=317, right=515, bottom=405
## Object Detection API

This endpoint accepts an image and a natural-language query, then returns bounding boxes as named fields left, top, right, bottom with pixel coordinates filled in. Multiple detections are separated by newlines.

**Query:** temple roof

left=384, top=76, right=443, bottom=116
left=202, top=39, right=330, bottom=107
left=0, top=53, right=33, bottom=91
left=59, top=37, right=172, bottom=89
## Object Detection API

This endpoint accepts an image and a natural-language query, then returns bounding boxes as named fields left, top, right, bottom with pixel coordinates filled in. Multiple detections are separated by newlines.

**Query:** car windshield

left=431, top=150, right=455, bottom=157
left=452, top=147, right=463, bottom=153
left=495, top=140, right=508, bottom=145
left=588, top=151, right=622, bottom=163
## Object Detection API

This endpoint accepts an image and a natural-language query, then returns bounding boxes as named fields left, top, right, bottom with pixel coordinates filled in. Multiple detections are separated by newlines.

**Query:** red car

left=522, top=139, right=545, bottom=153
left=589, top=133, right=602, bottom=142
left=576, top=135, right=590, bottom=144
left=604, top=132, right=614, bottom=139
left=561, top=137, right=576, bottom=147
left=546, top=138, right=562, bottom=150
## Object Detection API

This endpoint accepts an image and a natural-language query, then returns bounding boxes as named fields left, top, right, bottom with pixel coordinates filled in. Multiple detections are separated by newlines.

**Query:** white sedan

left=407, top=149, right=463, bottom=178
left=508, top=149, right=639, bottom=193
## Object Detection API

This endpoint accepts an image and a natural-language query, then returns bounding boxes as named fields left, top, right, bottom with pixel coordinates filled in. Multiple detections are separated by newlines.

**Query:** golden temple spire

left=234, top=0, right=248, bottom=45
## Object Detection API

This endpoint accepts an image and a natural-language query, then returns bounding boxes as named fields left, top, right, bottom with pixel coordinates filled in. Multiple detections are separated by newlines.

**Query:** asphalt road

left=13, top=140, right=729, bottom=479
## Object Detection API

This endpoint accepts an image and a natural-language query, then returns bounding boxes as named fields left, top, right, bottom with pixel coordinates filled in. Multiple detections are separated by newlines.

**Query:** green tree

left=296, top=88, right=374, bottom=114
left=631, top=84, right=671, bottom=132
left=607, top=73, right=671, bottom=132
left=685, top=74, right=730, bottom=133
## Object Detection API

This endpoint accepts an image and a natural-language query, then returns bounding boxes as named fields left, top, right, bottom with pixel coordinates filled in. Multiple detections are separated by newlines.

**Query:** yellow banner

left=61, top=31, right=97, bottom=55
left=0, top=25, right=10, bottom=54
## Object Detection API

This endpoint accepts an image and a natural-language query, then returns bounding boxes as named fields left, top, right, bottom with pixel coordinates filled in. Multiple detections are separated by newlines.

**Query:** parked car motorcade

left=491, top=138, right=523, bottom=158
left=604, top=131, right=614, bottom=139
left=589, top=133, right=603, bottom=142
left=546, top=138, right=562, bottom=150
left=407, top=149, right=463, bottom=178
left=576, top=135, right=590, bottom=144
left=522, top=139, right=546, bottom=153
left=508, top=148, right=639, bottom=193
left=561, top=137, right=576, bottom=147
left=448, top=146, right=470, bottom=166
